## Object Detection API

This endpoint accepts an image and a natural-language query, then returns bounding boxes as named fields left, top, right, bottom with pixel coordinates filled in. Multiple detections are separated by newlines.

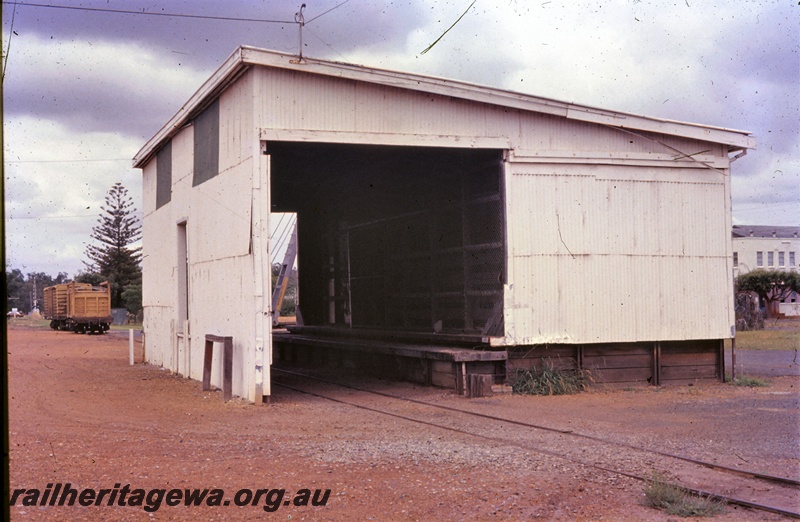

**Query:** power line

left=420, top=0, right=476, bottom=55
left=7, top=214, right=95, bottom=219
left=270, top=215, right=295, bottom=264
left=6, top=158, right=131, bottom=164
left=268, top=213, right=287, bottom=241
left=305, top=0, right=352, bottom=25
left=3, top=0, right=19, bottom=80
left=1, top=2, right=295, bottom=24
left=304, top=26, right=347, bottom=62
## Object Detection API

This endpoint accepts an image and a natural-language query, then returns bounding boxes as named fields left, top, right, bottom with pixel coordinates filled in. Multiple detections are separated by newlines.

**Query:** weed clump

left=727, top=375, right=771, bottom=387
left=511, top=364, right=593, bottom=396
left=644, top=472, right=726, bottom=517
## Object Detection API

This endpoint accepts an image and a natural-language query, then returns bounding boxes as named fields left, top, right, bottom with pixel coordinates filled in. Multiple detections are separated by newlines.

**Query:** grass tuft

left=730, top=375, right=771, bottom=387
left=644, top=472, right=726, bottom=517
left=511, top=363, right=593, bottom=396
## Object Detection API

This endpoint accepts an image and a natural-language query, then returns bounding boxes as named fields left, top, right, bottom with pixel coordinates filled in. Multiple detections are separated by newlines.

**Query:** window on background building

left=733, top=252, right=738, bottom=267
left=768, top=252, right=774, bottom=266
left=757, top=251, right=763, bottom=266
left=791, top=252, right=796, bottom=267
left=779, top=252, right=785, bottom=266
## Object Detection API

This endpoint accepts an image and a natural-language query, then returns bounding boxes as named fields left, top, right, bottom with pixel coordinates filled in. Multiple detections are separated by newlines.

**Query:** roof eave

left=133, top=47, right=251, bottom=168
left=238, top=47, right=756, bottom=150
left=133, top=45, right=756, bottom=169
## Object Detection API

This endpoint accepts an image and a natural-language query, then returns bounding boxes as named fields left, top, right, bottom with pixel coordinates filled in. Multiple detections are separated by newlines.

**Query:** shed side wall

left=143, top=69, right=263, bottom=401
left=252, top=66, right=735, bottom=344
left=502, top=160, right=734, bottom=345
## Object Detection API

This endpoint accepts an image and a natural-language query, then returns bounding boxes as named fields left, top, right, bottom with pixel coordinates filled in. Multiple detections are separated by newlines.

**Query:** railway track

left=272, top=368, right=800, bottom=519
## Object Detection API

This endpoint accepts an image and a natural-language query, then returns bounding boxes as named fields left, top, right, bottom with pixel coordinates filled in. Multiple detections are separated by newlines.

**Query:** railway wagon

left=43, top=282, right=89, bottom=328
left=43, top=282, right=112, bottom=334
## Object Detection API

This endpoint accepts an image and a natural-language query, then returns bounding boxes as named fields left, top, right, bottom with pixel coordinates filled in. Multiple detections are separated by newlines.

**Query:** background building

left=732, top=225, right=800, bottom=316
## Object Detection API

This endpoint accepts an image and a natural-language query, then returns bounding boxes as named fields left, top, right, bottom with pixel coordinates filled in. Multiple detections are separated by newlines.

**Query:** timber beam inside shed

left=272, top=329, right=507, bottom=394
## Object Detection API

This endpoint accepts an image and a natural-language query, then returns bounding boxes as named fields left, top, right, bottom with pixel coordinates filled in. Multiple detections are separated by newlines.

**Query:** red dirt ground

left=7, top=326, right=799, bottom=521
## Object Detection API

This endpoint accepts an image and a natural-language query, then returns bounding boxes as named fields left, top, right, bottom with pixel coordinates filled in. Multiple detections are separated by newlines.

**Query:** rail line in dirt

left=272, top=368, right=800, bottom=519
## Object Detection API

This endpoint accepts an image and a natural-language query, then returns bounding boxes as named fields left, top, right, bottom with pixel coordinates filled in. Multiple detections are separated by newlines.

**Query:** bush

left=511, top=363, right=593, bottom=395
left=734, top=291, right=764, bottom=331
left=644, top=472, right=726, bottom=517
left=730, top=375, right=770, bottom=388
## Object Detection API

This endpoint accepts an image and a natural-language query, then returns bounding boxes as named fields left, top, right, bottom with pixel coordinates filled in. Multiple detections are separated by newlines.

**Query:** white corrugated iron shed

left=136, top=46, right=755, bottom=401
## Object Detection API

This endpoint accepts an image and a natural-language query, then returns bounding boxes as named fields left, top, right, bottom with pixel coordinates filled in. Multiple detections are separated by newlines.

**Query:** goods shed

left=134, top=46, right=755, bottom=402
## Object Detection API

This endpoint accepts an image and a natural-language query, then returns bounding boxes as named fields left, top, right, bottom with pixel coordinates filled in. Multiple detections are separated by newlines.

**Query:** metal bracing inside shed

left=268, top=142, right=505, bottom=338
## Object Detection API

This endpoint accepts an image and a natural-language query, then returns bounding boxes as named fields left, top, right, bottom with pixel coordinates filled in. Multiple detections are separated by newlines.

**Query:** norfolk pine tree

left=84, top=182, right=142, bottom=308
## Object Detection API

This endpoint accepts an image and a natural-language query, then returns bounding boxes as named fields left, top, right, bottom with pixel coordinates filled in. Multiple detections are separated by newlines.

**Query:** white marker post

left=129, top=329, right=135, bottom=365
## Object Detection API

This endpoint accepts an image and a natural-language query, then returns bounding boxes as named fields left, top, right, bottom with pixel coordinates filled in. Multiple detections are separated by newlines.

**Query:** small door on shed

left=254, top=147, right=272, bottom=400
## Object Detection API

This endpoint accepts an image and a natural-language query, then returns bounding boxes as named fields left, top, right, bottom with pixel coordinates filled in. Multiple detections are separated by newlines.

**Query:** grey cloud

left=5, top=58, right=193, bottom=140
left=6, top=0, right=426, bottom=68
left=4, top=0, right=430, bottom=140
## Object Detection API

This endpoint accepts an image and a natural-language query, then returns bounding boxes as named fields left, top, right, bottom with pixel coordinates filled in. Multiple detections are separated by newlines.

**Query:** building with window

left=732, top=225, right=800, bottom=316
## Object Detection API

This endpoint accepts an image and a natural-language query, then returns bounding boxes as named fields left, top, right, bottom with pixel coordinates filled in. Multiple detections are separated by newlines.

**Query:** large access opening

left=268, top=142, right=506, bottom=340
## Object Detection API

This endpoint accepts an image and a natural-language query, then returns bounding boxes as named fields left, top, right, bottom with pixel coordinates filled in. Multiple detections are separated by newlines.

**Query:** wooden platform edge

left=273, top=333, right=507, bottom=362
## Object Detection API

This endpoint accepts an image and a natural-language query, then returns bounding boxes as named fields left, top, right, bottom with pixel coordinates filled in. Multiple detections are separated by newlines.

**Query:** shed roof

left=133, top=45, right=756, bottom=168
left=732, top=225, right=800, bottom=239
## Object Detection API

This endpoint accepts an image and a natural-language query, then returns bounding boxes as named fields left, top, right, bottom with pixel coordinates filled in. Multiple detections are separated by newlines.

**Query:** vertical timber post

left=202, top=337, right=213, bottom=392
left=129, top=329, right=134, bottom=366
left=654, top=342, right=662, bottom=386
left=223, top=337, right=233, bottom=402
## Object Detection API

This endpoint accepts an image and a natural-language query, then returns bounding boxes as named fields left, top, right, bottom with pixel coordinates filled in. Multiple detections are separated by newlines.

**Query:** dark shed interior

left=268, top=142, right=506, bottom=337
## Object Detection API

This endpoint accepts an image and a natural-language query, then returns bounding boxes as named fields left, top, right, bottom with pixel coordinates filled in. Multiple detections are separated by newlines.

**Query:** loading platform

left=272, top=326, right=507, bottom=394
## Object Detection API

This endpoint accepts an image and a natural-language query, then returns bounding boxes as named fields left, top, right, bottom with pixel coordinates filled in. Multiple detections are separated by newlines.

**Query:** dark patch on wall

left=192, top=99, right=220, bottom=187
left=156, top=140, right=172, bottom=209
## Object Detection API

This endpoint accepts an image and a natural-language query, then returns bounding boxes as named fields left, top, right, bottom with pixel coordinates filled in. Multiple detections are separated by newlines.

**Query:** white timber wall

left=503, top=159, right=733, bottom=345
left=143, top=70, right=269, bottom=402
left=252, top=66, right=735, bottom=344
left=144, top=63, right=739, bottom=400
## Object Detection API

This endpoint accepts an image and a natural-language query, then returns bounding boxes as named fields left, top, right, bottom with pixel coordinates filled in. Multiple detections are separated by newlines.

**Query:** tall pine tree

left=84, top=182, right=142, bottom=308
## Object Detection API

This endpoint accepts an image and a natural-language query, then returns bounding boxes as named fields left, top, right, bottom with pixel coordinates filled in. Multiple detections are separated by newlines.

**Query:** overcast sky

left=3, top=0, right=798, bottom=277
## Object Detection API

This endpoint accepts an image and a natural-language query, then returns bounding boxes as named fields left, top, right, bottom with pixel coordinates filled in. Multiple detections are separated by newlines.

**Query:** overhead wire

left=304, top=26, right=348, bottom=62
left=270, top=216, right=289, bottom=264
left=272, top=215, right=297, bottom=265
left=3, top=0, right=353, bottom=25
left=6, top=158, right=132, bottom=163
left=304, top=0, right=352, bottom=25
left=7, top=214, right=95, bottom=220
left=0, top=2, right=295, bottom=24
left=268, top=213, right=287, bottom=242
left=3, top=0, right=19, bottom=79
left=2, top=0, right=356, bottom=72
left=270, top=214, right=296, bottom=265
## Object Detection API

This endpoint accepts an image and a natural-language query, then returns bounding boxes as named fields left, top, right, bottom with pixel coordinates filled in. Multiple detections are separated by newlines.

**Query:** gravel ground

left=725, top=348, right=800, bottom=377
left=7, top=326, right=799, bottom=521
